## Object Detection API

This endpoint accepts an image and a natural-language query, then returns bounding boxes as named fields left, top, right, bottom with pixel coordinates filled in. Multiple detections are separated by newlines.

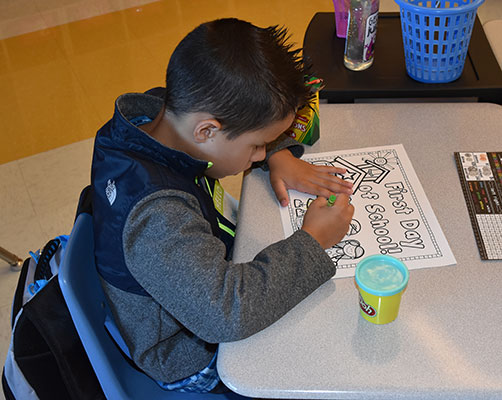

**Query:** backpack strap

left=34, top=238, right=61, bottom=282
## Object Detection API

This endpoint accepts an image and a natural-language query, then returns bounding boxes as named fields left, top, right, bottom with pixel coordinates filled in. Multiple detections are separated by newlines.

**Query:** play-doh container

left=355, top=254, right=409, bottom=324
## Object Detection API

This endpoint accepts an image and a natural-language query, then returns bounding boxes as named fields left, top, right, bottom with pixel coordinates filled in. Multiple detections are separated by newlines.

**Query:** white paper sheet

left=280, top=144, right=456, bottom=279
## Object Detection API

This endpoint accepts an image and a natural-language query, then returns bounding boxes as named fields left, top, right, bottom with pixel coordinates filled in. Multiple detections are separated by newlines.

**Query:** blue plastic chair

left=59, top=213, right=248, bottom=400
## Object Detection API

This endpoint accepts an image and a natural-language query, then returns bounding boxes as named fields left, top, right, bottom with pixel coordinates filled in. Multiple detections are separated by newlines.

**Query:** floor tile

left=483, top=20, right=502, bottom=68
left=64, top=40, right=164, bottom=121
left=33, top=0, right=85, bottom=12
left=0, top=210, right=46, bottom=266
left=477, top=1, right=502, bottom=24
left=36, top=201, right=82, bottom=239
left=136, top=30, right=184, bottom=73
left=38, top=2, right=102, bottom=29
left=220, top=173, right=243, bottom=202
left=0, top=59, right=100, bottom=163
left=0, top=13, right=47, bottom=40
left=0, top=0, right=39, bottom=20
left=0, top=160, right=36, bottom=226
left=53, top=11, right=135, bottom=56
left=0, top=300, right=16, bottom=380
left=94, top=0, right=159, bottom=14
left=0, top=139, right=92, bottom=288
left=120, top=1, right=183, bottom=40
left=0, top=74, right=35, bottom=162
left=0, top=27, right=65, bottom=75
left=18, top=139, right=93, bottom=215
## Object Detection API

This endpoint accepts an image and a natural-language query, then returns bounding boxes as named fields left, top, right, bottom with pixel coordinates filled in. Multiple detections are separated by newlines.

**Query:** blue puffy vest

left=91, top=97, right=235, bottom=296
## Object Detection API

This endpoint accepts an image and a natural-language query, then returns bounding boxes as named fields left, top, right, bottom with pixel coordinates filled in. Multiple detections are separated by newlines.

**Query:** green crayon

left=327, top=194, right=337, bottom=207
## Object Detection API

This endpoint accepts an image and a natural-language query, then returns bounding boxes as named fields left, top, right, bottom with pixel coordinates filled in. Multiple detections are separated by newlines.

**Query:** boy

left=91, top=18, right=354, bottom=392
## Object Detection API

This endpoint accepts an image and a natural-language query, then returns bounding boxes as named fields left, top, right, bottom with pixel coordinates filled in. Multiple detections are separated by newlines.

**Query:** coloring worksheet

left=280, top=144, right=457, bottom=279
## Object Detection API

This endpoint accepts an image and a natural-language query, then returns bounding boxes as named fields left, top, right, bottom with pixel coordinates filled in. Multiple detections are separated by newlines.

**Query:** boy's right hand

left=301, top=194, right=354, bottom=249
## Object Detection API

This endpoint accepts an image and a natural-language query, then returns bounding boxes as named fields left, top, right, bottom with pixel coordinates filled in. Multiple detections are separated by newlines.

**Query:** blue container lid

left=355, top=255, right=409, bottom=297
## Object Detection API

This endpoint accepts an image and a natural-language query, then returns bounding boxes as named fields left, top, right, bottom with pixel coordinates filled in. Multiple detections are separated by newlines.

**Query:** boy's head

left=164, top=18, right=311, bottom=140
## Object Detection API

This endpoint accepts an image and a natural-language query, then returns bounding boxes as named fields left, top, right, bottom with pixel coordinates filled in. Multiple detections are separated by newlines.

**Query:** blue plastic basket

left=394, top=0, right=485, bottom=83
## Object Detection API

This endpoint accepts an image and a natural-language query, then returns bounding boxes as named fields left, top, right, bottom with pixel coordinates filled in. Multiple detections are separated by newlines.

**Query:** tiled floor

left=1, top=0, right=501, bottom=397
left=0, top=0, right=159, bottom=39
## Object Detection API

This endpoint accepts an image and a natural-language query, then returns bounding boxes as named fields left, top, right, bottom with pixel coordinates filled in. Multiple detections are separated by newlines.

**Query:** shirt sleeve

left=123, top=189, right=335, bottom=343
left=254, top=133, right=304, bottom=171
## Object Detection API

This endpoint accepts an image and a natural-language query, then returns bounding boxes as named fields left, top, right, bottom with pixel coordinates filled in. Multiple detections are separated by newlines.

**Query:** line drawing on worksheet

left=280, top=144, right=456, bottom=279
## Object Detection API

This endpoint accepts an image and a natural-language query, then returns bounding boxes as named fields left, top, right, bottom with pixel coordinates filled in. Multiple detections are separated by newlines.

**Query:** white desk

left=217, top=103, right=502, bottom=399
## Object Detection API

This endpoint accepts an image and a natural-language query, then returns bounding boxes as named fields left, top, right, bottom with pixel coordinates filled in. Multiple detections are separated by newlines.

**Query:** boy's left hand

left=267, top=149, right=353, bottom=207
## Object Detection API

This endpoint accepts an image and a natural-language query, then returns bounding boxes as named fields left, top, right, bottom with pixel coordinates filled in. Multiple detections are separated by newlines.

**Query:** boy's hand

left=301, top=194, right=354, bottom=249
left=268, top=149, right=353, bottom=206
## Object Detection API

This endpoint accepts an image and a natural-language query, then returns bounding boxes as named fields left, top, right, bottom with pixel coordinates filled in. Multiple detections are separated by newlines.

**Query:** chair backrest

left=59, top=213, right=246, bottom=400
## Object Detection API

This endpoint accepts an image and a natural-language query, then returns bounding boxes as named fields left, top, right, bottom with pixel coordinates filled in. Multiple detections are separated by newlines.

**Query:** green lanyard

left=195, top=176, right=235, bottom=237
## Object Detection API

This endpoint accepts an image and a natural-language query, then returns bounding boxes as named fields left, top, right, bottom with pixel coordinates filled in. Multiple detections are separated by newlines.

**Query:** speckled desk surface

left=217, top=103, right=502, bottom=400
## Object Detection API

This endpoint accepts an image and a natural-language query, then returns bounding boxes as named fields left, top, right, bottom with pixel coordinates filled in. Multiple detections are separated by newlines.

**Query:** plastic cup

left=355, top=255, right=409, bottom=325
left=333, top=0, right=349, bottom=38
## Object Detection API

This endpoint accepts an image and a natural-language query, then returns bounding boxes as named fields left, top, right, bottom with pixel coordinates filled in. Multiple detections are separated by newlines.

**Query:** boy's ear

left=193, top=119, right=222, bottom=143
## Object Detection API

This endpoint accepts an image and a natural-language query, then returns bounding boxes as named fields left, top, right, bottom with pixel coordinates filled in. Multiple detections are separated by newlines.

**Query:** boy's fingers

left=303, top=184, right=333, bottom=200
left=326, top=174, right=353, bottom=189
left=312, top=196, right=327, bottom=206
left=314, top=165, right=347, bottom=175
left=307, top=171, right=353, bottom=192
left=323, top=180, right=353, bottom=195
left=304, top=182, right=351, bottom=200
left=270, top=178, right=289, bottom=207
left=335, top=193, right=350, bottom=202
left=336, top=178, right=354, bottom=189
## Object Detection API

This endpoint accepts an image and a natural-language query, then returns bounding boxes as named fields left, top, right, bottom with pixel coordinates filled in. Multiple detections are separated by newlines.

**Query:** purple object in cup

left=333, top=0, right=349, bottom=38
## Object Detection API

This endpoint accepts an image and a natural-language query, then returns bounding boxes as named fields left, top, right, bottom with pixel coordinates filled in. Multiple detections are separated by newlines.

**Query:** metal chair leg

left=0, top=246, right=23, bottom=267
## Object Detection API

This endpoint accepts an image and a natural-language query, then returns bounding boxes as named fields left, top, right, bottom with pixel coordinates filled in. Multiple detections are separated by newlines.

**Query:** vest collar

left=106, top=92, right=210, bottom=178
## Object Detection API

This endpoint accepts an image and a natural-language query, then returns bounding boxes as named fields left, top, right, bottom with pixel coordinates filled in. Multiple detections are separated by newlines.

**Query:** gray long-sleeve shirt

left=102, top=187, right=336, bottom=383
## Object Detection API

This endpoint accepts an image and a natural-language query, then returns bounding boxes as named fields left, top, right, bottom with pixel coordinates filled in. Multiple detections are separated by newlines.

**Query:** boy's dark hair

left=164, top=18, right=311, bottom=139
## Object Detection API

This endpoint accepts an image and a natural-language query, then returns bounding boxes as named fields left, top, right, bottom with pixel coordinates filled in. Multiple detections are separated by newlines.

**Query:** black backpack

left=2, top=187, right=105, bottom=400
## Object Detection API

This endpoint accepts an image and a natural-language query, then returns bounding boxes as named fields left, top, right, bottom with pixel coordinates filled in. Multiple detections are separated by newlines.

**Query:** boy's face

left=204, top=113, right=295, bottom=179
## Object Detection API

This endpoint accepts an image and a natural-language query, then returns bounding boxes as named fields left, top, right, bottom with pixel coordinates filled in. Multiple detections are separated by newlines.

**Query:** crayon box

left=285, top=77, right=323, bottom=146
